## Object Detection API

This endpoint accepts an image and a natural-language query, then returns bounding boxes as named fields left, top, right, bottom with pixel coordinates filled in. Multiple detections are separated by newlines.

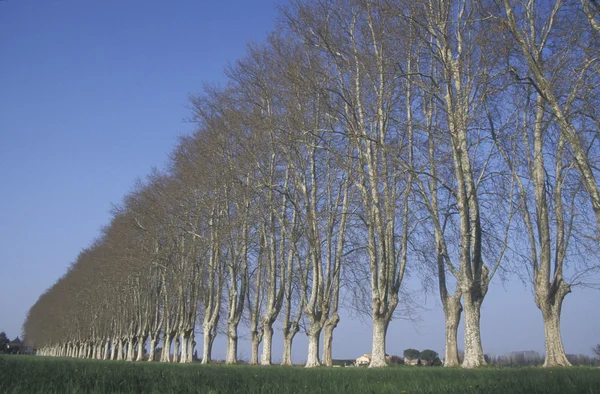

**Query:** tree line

left=23, top=0, right=600, bottom=368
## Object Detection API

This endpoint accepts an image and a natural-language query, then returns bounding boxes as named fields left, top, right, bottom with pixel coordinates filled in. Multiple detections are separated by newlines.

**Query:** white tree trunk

left=538, top=282, right=571, bottom=367
left=173, top=337, right=180, bottom=363
left=201, top=329, right=212, bottom=364
left=462, top=293, right=486, bottom=368
left=250, top=332, right=261, bottom=365
left=322, top=314, right=340, bottom=367
left=117, top=339, right=124, bottom=361
left=226, top=325, right=238, bottom=364
left=282, top=327, right=298, bottom=366
left=148, top=336, right=158, bottom=362
left=136, top=335, right=146, bottom=361
left=126, top=337, right=135, bottom=362
left=541, top=306, right=571, bottom=367
left=110, top=340, right=117, bottom=360
left=188, top=334, right=196, bottom=362
left=443, top=296, right=462, bottom=367
left=369, top=318, right=388, bottom=368
left=160, top=332, right=173, bottom=362
left=103, top=341, right=110, bottom=360
left=305, top=329, right=321, bottom=368
left=179, top=332, right=189, bottom=363
left=261, top=325, right=274, bottom=365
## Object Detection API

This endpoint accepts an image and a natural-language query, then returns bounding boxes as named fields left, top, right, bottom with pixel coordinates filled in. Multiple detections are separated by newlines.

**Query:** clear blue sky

left=0, top=0, right=598, bottom=361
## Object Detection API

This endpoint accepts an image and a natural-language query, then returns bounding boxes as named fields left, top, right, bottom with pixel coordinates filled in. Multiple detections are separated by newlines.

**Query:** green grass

left=1, top=355, right=599, bottom=394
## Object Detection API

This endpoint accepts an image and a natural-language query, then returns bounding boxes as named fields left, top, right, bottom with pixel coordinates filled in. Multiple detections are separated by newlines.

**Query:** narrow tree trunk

left=261, top=325, right=274, bottom=365
left=305, top=329, right=322, bottom=368
left=226, top=325, right=238, bottom=364
left=110, top=340, right=117, bottom=360
left=443, top=296, right=462, bottom=367
left=282, top=324, right=299, bottom=366
left=148, top=335, right=158, bottom=362
left=173, top=337, right=180, bottom=363
left=369, top=317, right=389, bottom=368
left=136, top=335, right=146, bottom=361
left=126, top=337, right=135, bottom=362
left=188, top=334, right=195, bottom=362
left=103, top=341, right=110, bottom=360
left=179, top=332, right=189, bottom=363
left=201, top=330, right=212, bottom=364
left=322, top=314, right=340, bottom=367
left=116, top=339, right=124, bottom=361
left=250, top=331, right=261, bottom=365
left=462, top=293, right=486, bottom=368
left=161, top=332, right=174, bottom=362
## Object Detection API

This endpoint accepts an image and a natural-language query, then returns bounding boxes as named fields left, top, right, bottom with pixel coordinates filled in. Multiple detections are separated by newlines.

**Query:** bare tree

left=502, top=0, right=600, bottom=234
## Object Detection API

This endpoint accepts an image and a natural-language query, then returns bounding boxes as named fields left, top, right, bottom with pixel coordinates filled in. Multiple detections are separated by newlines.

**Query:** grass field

left=1, top=355, right=599, bottom=393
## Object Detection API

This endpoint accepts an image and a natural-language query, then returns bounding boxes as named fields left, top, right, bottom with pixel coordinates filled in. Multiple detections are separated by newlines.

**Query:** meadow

left=1, top=355, right=599, bottom=394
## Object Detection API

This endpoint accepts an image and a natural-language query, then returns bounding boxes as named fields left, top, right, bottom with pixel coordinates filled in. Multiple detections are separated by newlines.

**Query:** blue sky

left=0, top=0, right=598, bottom=361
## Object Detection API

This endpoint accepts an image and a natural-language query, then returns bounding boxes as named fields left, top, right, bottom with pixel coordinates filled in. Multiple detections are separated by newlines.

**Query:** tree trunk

left=188, top=334, right=195, bottom=362
left=126, top=337, right=135, bottom=362
left=369, top=317, right=388, bottom=368
left=110, top=340, right=117, bottom=360
left=261, top=325, right=274, bottom=365
left=173, top=337, right=180, bottom=363
left=539, top=282, right=571, bottom=367
left=443, top=296, right=462, bottom=367
left=226, top=325, right=238, bottom=364
left=305, top=329, right=322, bottom=368
left=250, top=330, right=261, bottom=365
left=201, top=329, right=212, bottom=364
left=136, top=335, right=146, bottom=361
left=103, top=341, right=110, bottom=360
left=148, top=335, right=158, bottom=362
left=282, top=325, right=299, bottom=366
left=161, top=332, right=174, bottom=362
left=322, top=314, right=340, bottom=367
left=541, top=306, right=571, bottom=367
left=179, top=332, right=188, bottom=363
left=462, top=292, right=486, bottom=368
left=116, top=339, right=124, bottom=361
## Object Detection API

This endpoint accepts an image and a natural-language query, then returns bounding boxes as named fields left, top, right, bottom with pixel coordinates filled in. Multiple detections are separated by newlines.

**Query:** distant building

left=404, top=357, right=428, bottom=366
left=6, top=337, right=35, bottom=355
left=355, top=353, right=391, bottom=366
left=355, top=354, right=372, bottom=366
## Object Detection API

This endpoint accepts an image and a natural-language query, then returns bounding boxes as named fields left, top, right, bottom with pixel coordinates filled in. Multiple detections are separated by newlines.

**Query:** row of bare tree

left=24, top=0, right=600, bottom=368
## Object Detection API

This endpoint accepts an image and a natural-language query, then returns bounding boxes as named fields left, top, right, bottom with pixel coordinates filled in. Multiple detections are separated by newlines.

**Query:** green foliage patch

left=1, top=355, right=599, bottom=394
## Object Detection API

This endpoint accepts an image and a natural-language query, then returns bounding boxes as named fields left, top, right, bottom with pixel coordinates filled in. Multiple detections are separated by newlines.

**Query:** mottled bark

left=539, top=281, right=571, bottom=367
left=281, top=323, right=299, bottom=366
left=178, top=332, right=187, bottom=363
left=322, top=313, right=339, bottom=367
left=443, top=295, right=462, bottom=367
left=369, top=318, right=389, bottom=368
left=116, top=339, right=124, bottom=361
left=173, top=336, right=180, bottom=363
left=305, top=328, right=322, bottom=368
left=136, top=335, right=146, bottom=361
left=261, top=324, right=274, bottom=366
left=226, top=325, right=238, bottom=364
left=148, top=334, right=158, bottom=362
left=461, top=292, right=486, bottom=368
left=250, top=327, right=262, bottom=365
